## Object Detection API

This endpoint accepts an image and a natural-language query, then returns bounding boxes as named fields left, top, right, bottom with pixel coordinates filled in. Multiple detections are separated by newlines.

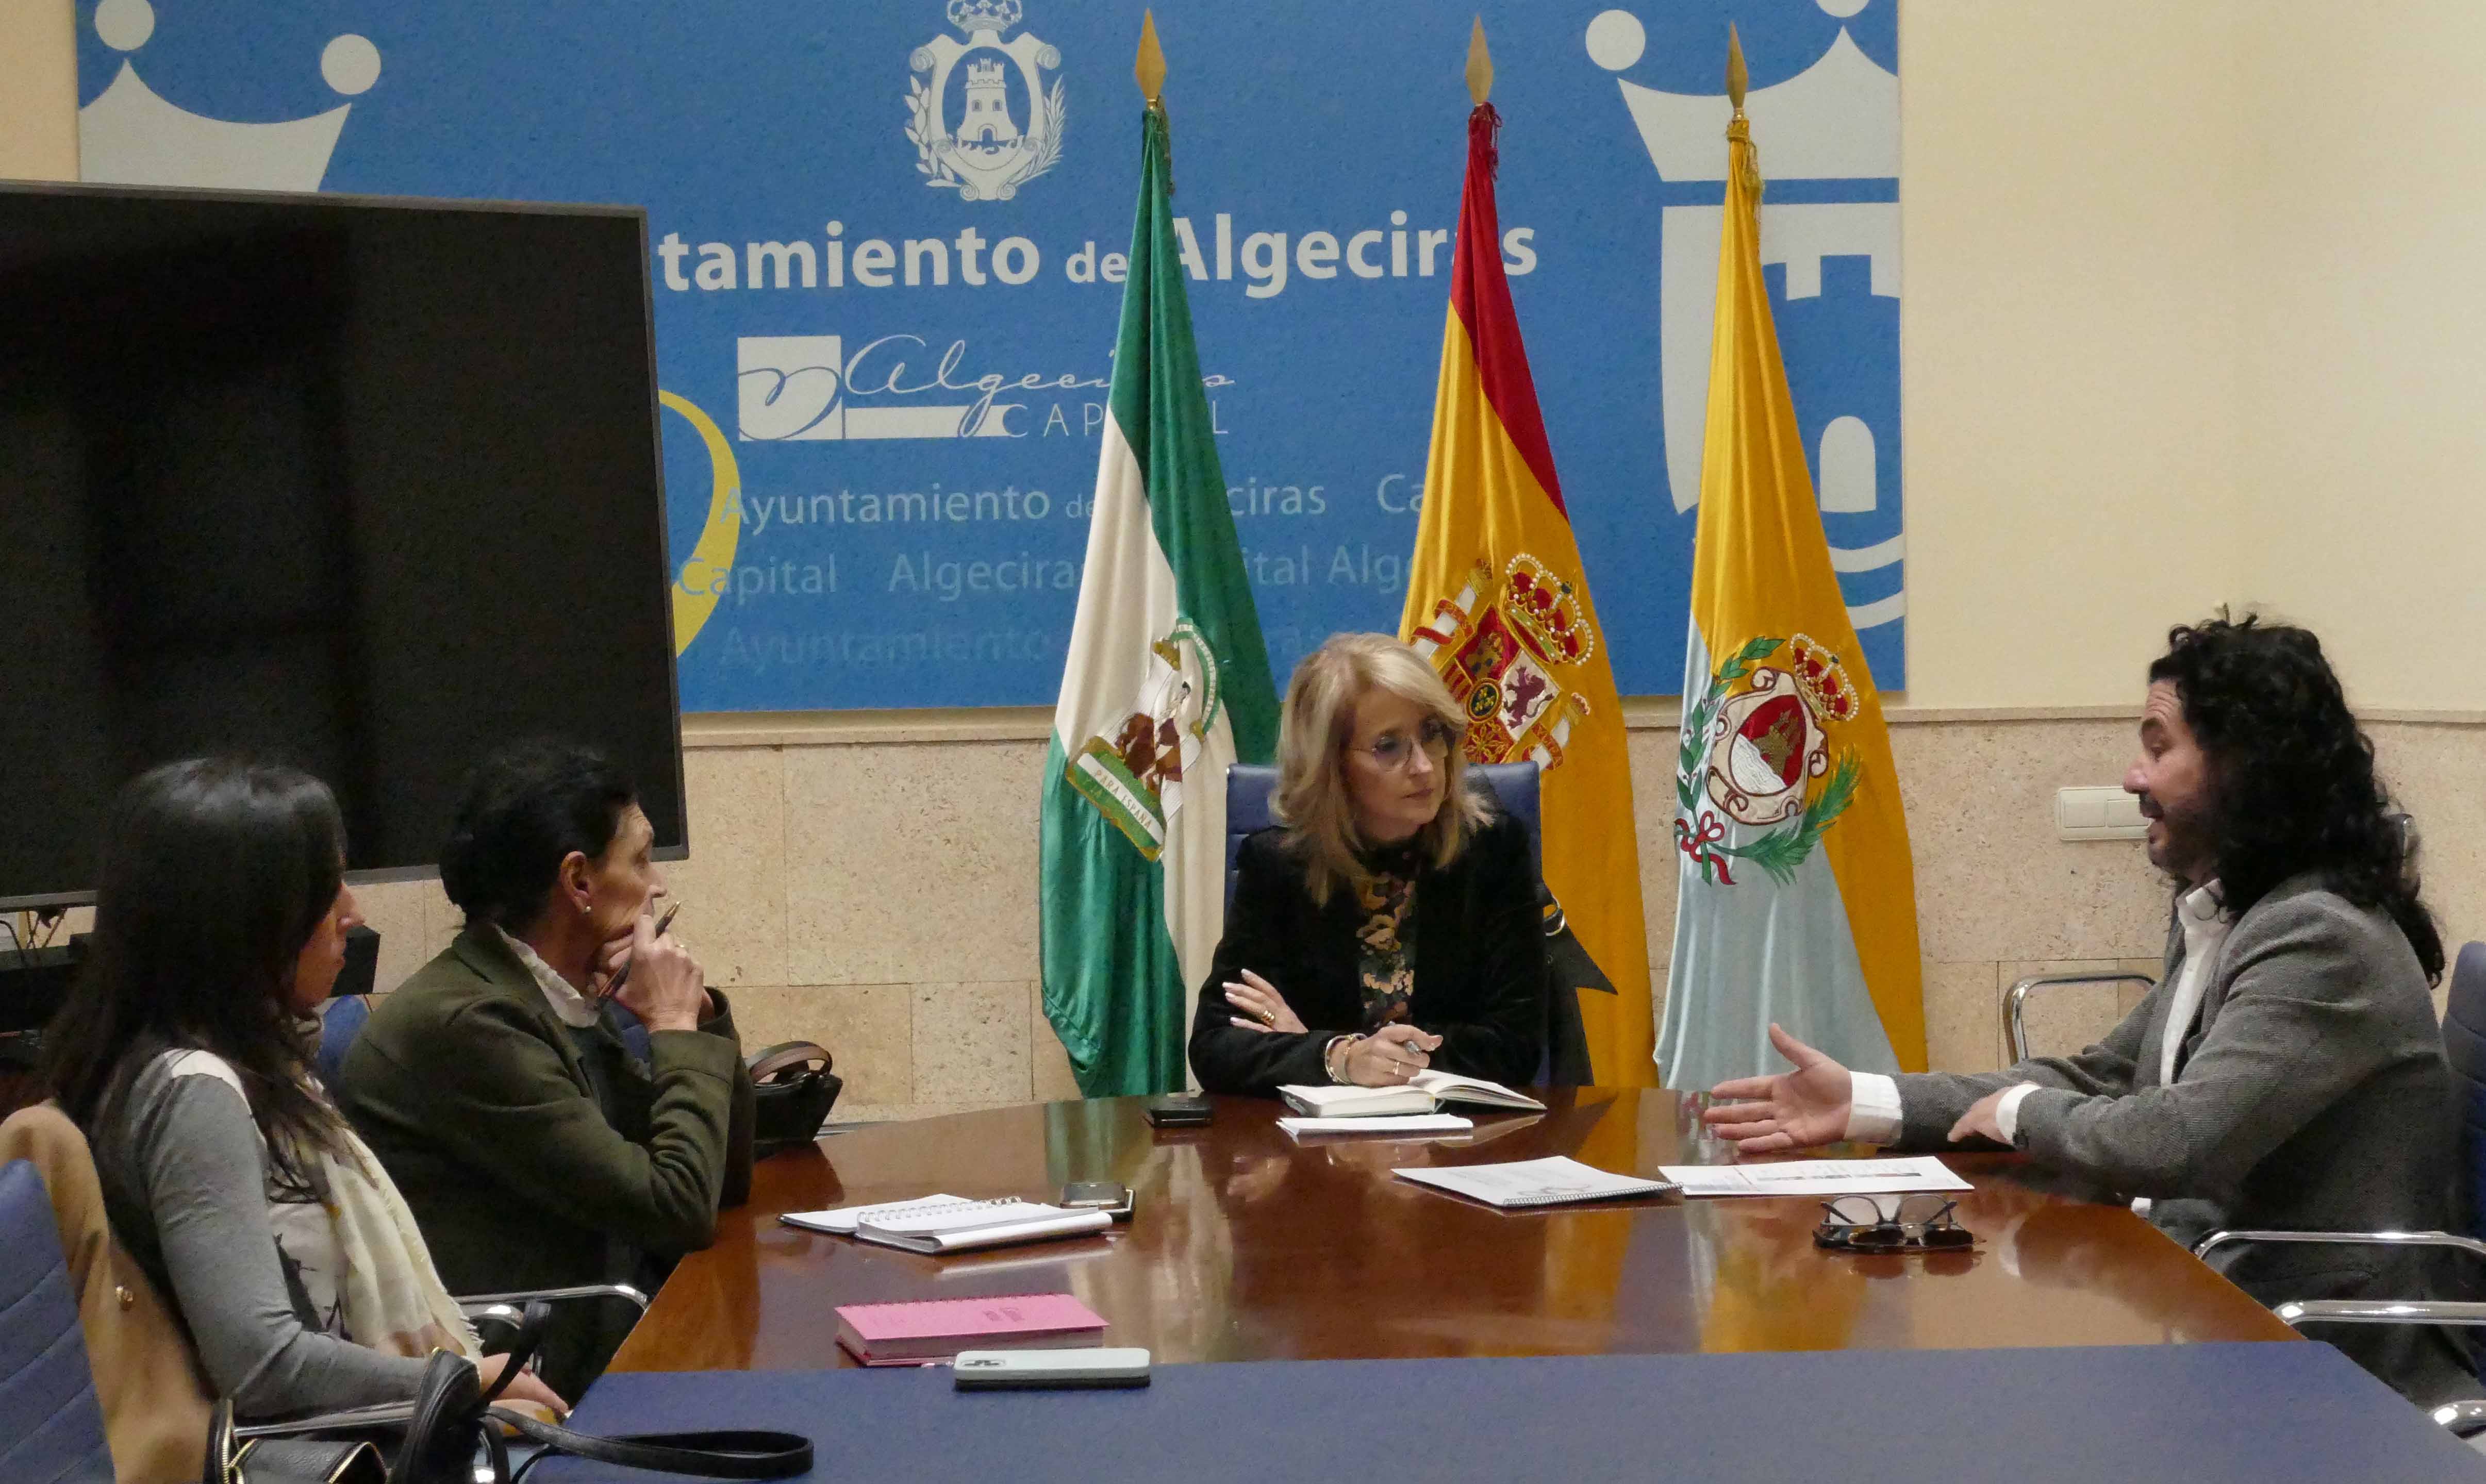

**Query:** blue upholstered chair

left=1223, top=761, right=1593, bottom=1085
left=1223, top=762, right=1541, bottom=910
left=2193, top=939, right=2486, bottom=1435
left=313, top=992, right=372, bottom=1091
left=0, top=1157, right=115, bottom=1484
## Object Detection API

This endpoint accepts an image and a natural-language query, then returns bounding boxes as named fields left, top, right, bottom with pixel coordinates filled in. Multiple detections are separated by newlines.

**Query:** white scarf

left=161, top=1050, right=480, bottom=1359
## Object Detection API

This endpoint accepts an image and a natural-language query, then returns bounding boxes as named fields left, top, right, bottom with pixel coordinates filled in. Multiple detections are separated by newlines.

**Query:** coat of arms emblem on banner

left=1409, top=555, right=1597, bottom=771
left=1674, top=634, right=1863, bottom=886
left=907, top=0, right=1066, bottom=202
left=1068, top=621, right=1222, bottom=860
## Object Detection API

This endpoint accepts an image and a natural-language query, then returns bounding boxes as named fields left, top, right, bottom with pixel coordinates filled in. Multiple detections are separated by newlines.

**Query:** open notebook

left=1278, top=1071, right=1546, bottom=1119
left=781, top=1194, right=1112, bottom=1254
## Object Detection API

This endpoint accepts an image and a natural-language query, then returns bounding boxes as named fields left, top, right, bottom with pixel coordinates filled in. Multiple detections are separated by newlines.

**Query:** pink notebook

left=834, top=1293, right=1107, bottom=1365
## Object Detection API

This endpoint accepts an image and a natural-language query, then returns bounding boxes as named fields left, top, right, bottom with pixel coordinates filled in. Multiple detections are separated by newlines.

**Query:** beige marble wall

left=341, top=715, right=2486, bottom=1122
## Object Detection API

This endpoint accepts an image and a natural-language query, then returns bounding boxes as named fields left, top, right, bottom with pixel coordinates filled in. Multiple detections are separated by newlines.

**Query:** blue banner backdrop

left=75, top=0, right=1901, bottom=711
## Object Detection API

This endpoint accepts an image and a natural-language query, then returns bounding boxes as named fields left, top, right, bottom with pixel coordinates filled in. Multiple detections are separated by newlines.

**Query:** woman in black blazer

left=1189, top=633, right=1546, bottom=1095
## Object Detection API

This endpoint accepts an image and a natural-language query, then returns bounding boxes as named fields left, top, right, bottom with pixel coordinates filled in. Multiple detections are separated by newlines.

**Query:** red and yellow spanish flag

left=1399, top=101, right=1653, bottom=1086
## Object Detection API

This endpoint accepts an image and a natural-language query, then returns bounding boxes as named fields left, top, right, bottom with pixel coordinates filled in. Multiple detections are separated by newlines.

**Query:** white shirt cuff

left=1844, top=1072, right=1904, bottom=1144
left=1993, top=1082, right=2042, bottom=1143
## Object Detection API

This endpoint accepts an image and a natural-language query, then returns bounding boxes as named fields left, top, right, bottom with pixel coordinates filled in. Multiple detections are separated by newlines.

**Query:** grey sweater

left=91, top=1053, right=432, bottom=1418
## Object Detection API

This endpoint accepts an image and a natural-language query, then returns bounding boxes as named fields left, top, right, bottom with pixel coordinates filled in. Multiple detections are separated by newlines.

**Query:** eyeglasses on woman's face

left=1352, top=718, right=1457, bottom=773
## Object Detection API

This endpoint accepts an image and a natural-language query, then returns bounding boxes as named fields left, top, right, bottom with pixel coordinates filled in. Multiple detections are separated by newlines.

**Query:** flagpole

left=1465, top=15, right=1491, bottom=106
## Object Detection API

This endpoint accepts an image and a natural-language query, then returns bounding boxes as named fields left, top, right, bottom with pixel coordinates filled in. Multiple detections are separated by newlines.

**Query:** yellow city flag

left=1655, top=65, right=1925, bottom=1089
left=1399, top=101, right=1653, bottom=1086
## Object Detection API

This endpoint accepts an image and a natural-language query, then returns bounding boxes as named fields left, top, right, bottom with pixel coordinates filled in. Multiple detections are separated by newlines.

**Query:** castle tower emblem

left=907, top=0, right=1066, bottom=202
left=959, top=60, right=1019, bottom=146
left=1587, top=3, right=1905, bottom=642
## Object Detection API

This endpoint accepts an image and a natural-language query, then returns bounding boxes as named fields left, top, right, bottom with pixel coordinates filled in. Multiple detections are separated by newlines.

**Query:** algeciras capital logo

left=906, top=0, right=1065, bottom=202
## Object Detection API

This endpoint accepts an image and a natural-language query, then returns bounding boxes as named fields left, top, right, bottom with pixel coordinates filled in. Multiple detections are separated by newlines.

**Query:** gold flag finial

left=1726, top=23, right=1748, bottom=112
left=1136, top=10, right=1166, bottom=105
left=1465, top=16, right=1493, bottom=106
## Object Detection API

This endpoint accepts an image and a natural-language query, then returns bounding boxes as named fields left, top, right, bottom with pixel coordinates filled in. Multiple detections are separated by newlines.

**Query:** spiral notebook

left=781, top=1194, right=1111, bottom=1253
left=1391, top=1156, right=1675, bottom=1208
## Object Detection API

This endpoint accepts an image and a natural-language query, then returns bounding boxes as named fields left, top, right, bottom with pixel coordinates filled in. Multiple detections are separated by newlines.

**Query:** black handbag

left=399, top=1303, right=809, bottom=1484
left=395, top=1355, right=812, bottom=1483
left=202, top=1409, right=387, bottom=1484
left=208, top=1304, right=811, bottom=1484
left=748, top=1041, right=841, bottom=1157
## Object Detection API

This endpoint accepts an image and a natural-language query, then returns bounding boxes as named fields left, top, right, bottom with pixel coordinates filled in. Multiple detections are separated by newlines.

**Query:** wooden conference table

left=608, top=1087, right=2295, bottom=1373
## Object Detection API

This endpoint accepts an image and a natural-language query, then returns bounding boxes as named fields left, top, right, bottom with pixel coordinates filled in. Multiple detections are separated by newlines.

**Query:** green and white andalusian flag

left=1040, top=104, right=1278, bottom=1097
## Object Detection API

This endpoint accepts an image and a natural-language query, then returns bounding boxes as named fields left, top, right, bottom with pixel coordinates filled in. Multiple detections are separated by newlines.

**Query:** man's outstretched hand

left=1700, top=1023, right=1855, bottom=1154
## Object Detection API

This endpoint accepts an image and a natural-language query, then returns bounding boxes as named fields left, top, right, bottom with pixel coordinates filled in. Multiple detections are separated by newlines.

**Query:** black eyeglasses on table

left=1813, top=1193, right=1974, bottom=1253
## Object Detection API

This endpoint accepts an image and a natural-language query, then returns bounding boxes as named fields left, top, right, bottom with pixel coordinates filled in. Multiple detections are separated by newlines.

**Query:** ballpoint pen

left=601, top=901, right=681, bottom=1000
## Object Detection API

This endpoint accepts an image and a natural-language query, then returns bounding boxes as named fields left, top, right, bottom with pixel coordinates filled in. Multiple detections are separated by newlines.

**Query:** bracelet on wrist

left=1324, top=1034, right=1362, bottom=1084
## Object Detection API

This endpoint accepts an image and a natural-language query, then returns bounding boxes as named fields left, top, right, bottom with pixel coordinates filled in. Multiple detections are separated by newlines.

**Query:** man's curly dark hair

left=2147, top=615, right=2443, bottom=983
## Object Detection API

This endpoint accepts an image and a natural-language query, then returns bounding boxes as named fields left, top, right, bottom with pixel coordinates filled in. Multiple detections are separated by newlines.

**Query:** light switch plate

left=2057, top=786, right=2147, bottom=841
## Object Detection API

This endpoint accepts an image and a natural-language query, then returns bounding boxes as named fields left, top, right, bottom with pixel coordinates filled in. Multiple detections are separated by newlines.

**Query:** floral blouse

left=1353, top=843, right=1422, bottom=1029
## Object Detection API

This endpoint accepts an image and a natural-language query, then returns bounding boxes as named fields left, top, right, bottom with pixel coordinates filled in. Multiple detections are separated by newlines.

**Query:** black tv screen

left=0, top=182, right=684, bottom=909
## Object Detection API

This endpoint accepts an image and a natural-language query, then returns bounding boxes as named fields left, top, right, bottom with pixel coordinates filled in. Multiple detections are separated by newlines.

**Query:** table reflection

left=608, top=1089, right=2295, bottom=1374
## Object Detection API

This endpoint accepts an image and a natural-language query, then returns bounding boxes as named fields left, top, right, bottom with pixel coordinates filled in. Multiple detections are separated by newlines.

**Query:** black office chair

left=1223, top=761, right=1592, bottom=1085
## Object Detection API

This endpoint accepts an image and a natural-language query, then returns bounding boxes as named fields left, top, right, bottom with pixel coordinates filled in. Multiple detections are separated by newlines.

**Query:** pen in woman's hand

left=602, top=902, right=680, bottom=1000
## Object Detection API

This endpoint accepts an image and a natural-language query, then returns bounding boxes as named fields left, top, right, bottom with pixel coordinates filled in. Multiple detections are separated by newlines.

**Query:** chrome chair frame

left=2194, top=1228, right=2486, bottom=1437
left=2437, top=1399, right=2486, bottom=1432
left=458, top=1282, right=649, bottom=1315
left=230, top=1284, right=650, bottom=1441
left=2003, top=972, right=2156, bottom=1064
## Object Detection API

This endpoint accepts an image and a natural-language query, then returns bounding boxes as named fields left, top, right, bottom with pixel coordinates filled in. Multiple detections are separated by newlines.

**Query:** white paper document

left=1279, top=1113, right=1475, bottom=1137
left=1391, top=1155, right=1675, bottom=1208
left=1658, top=1156, right=1973, bottom=1198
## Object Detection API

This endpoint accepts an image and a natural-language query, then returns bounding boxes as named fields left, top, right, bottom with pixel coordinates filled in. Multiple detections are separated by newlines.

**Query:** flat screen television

left=0, top=182, right=684, bottom=910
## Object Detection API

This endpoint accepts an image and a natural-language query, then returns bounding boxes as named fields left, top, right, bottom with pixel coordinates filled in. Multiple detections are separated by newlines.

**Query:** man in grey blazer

left=1706, top=616, right=2479, bottom=1411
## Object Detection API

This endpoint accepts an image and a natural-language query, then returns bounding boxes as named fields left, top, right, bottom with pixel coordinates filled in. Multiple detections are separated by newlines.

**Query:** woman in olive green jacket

left=340, top=741, right=752, bottom=1395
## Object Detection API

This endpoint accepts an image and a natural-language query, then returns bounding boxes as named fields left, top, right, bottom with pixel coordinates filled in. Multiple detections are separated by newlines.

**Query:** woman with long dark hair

left=42, top=758, right=565, bottom=1418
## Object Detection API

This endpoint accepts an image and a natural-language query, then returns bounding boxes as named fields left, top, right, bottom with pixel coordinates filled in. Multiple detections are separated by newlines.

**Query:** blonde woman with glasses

left=1189, top=633, right=1546, bottom=1095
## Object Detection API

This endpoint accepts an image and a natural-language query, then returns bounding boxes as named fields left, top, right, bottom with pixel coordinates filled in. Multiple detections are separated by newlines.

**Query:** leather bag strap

left=495, top=1409, right=813, bottom=1479
left=747, top=1041, right=832, bottom=1082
